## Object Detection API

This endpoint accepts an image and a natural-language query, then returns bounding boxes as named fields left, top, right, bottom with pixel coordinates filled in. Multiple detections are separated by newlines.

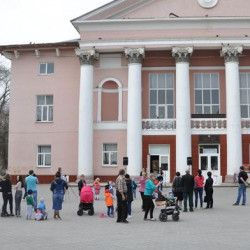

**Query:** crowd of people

left=0, top=165, right=248, bottom=222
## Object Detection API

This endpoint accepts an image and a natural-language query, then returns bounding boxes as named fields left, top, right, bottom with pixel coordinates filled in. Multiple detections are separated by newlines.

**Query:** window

left=36, top=95, right=53, bottom=122
left=194, top=73, right=220, bottom=114
left=240, top=73, right=250, bottom=118
left=39, top=62, right=54, bottom=75
left=149, top=73, right=174, bottom=118
left=103, top=144, right=117, bottom=166
left=38, top=145, right=51, bottom=167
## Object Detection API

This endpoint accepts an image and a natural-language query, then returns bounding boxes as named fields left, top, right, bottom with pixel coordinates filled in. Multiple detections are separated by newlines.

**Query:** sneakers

left=233, top=203, right=239, bottom=206
left=127, top=215, right=132, bottom=219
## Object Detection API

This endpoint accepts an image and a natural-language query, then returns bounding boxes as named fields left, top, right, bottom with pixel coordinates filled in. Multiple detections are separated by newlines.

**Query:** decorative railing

left=142, top=118, right=250, bottom=131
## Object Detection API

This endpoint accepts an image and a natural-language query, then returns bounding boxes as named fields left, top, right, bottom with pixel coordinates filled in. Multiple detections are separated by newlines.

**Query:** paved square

left=0, top=185, right=249, bottom=250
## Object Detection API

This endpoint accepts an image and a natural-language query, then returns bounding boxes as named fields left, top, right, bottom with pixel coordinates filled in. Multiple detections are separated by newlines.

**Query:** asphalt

left=0, top=185, right=249, bottom=250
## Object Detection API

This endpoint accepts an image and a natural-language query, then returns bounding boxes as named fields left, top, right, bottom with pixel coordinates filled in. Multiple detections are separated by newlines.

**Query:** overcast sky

left=0, top=0, right=112, bottom=45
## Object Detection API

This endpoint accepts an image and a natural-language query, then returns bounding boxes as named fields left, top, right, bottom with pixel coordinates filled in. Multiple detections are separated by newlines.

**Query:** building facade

left=1, top=0, right=250, bottom=183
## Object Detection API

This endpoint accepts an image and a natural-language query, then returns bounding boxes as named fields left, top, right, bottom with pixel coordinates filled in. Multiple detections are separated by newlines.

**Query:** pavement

left=0, top=185, right=249, bottom=250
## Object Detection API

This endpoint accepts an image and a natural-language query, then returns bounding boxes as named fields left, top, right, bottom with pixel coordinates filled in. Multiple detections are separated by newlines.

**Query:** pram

left=77, top=185, right=94, bottom=216
left=155, top=191, right=180, bottom=222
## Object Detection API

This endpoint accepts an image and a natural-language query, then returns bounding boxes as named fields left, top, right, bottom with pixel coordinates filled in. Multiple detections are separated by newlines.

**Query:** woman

left=125, top=174, right=133, bottom=219
left=15, top=175, right=24, bottom=217
left=50, top=172, right=68, bottom=219
left=139, top=172, right=147, bottom=211
left=172, top=172, right=183, bottom=209
left=194, top=169, right=204, bottom=208
left=0, top=174, right=14, bottom=217
left=144, top=173, right=162, bottom=221
left=204, top=171, right=213, bottom=209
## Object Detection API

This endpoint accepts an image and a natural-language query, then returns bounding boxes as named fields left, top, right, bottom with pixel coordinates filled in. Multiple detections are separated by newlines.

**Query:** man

left=233, top=166, right=248, bottom=206
left=181, top=169, right=195, bottom=212
left=25, top=170, right=38, bottom=211
left=115, top=169, right=128, bottom=223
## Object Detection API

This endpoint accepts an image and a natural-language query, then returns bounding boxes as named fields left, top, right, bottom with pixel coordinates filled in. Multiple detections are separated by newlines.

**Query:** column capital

left=75, top=49, right=99, bottom=65
left=220, top=46, right=243, bottom=63
left=125, top=48, right=145, bottom=64
left=172, top=47, right=193, bottom=63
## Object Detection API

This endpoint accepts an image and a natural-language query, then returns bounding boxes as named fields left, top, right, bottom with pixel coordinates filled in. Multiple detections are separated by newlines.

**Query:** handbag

left=204, top=196, right=207, bottom=202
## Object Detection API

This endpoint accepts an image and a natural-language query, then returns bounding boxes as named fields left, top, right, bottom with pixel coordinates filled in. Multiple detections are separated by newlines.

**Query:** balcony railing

left=142, top=118, right=250, bottom=131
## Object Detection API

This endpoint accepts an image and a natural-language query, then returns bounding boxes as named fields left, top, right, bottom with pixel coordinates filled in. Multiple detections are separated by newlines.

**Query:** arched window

left=97, top=78, right=123, bottom=122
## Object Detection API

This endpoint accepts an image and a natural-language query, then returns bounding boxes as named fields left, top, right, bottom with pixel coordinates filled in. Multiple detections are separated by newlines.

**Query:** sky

left=0, top=0, right=112, bottom=45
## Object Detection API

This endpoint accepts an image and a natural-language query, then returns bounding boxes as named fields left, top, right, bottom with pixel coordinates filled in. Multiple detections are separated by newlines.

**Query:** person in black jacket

left=233, top=166, right=248, bottom=206
left=0, top=174, right=14, bottom=217
left=78, top=174, right=86, bottom=195
left=204, top=171, right=213, bottom=209
left=181, top=169, right=194, bottom=212
left=125, top=174, right=134, bottom=219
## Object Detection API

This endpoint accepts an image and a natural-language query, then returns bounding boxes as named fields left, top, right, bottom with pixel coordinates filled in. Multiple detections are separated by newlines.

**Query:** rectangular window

left=102, top=144, right=117, bottom=166
left=149, top=73, right=174, bottom=118
left=37, top=145, right=51, bottom=167
left=36, top=95, right=53, bottom=122
left=240, top=73, right=250, bottom=118
left=194, top=73, right=220, bottom=114
left=39, top=62, right=54, bottom=75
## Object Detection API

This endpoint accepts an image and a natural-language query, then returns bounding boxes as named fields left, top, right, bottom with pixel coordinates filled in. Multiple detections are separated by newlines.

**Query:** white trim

left=94, top=122, right=127, bottom=130
left=97, top=77, right=123, bottom=122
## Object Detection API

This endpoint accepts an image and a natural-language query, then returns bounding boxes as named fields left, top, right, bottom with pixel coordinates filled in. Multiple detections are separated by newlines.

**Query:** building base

left=224, top=174, right=235, bottom=183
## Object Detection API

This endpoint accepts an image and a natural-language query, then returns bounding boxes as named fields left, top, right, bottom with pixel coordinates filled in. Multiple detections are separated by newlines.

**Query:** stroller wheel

left=77, top=210, right=83, bottom=216
left=88, top=208, right=94, bottom=216
left=159, top=212, right=167, bottom=222
left=172, top=213, right=179, bottom=221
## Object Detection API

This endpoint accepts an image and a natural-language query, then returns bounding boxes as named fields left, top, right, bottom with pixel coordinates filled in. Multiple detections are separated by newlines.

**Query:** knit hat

left=27, top=189, right=33, bottom=195
left=105, top=189, right=110, bottom=194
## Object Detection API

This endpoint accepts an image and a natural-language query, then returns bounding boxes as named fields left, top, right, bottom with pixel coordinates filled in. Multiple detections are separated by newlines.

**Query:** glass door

left=160, top=155, right=170, bottom=184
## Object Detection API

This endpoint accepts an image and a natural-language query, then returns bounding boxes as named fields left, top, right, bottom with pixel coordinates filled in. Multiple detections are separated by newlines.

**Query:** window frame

left=240, top=72, right=250, bottom=118
left=194, top=73, right=220, bottom=115
left=149, top=73, right=175, bottom=119
left=102, top=143, right=118, bottom=167
left=39, top=62, right=54, bottom=75
left=37, top=145, right=51, bottom=167
left=36, top=95, right=53, bottom=122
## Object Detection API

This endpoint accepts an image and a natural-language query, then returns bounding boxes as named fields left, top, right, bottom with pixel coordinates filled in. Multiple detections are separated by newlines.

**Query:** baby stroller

left=77, top=185, right=94, bottom=216
left=156, top=191, right=180, bottom=222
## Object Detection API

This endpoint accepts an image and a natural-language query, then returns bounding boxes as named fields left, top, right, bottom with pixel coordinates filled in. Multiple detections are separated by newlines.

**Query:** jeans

left=127, top=201, right=132, bottom=216
left=132, top=189, right=136, bottom=199
left=144, top=195, right=155, bottom=219
left=183, top=192, right=194, bottom=211
left=15, top=190, right=23, bottom=215
left=236, top=184, right=247, bottom=205
left=32, top=190, right=37, bottom=211
left=2, top=193, right=13, bottom=215
left=194, top=188, right=203, bottom=207
left=107, top=206, right=114, bottom=216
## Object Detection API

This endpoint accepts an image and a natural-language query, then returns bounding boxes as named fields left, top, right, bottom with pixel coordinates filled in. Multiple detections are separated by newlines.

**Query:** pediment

left=72, top=0, right=250, bottom=22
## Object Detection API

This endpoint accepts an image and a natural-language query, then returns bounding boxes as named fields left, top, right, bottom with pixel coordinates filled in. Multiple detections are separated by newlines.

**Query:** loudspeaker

left=123, top=157, right=128, bottom=166
left=187, top=157, right=192, bottom=166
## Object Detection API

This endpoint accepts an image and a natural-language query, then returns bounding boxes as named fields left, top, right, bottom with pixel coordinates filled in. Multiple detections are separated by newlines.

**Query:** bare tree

left=0, top=61, right=10, bottom=172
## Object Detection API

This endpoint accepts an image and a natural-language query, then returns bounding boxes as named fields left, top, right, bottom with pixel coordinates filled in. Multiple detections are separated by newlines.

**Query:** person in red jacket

left=105, top=189, right=114, bottom=217
left=194, top=169, right=204, bottom=208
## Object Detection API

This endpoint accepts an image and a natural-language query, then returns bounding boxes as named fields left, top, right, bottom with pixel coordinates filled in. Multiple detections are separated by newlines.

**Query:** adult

left=139, top=172, right=147, bottom=211
left=194, top=169, right=204, bottom=208
left=144, top=173, right=162, bottom=221
left=204, top=171, right=214, bottom=209
left=15, top=175, right=24, bottom=217
left=233, top=166, right=248, bottom=206
left=50, top=172, right=68, bottom=219
left=125, top=174, right=134, bottom=219
left=78, top=174, right=86, bottom=195
left=0, top=174, right=14, bottom=217
left=115, top=169, right=128, bottom=223
left=181, top=169, right=195, bottom=212
left=172, top=172, right=183, bottom=209
left=25, top=170, right=38, bottom=211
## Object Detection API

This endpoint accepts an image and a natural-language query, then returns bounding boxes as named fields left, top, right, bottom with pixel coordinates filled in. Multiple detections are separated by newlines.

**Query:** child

left=93, top=178, right=101, bottom=200
left=105, top=189, right=114, bottom=217
left=35, top=197, right=48, bottom=220
left=168, top=190, right=176, bottom=201
left=108, top=181, right=114, bottom=196
left=26, top=189, right=34, bottom=220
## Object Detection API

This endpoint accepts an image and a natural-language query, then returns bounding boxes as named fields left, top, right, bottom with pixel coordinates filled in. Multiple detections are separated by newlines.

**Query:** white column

left=76, top=49, right=99, bottom=179
left=172, top=47, right=193, bottom=175
left=221, top=46, right=243, bottom=177
left=125, top=48, right=145, bottom=176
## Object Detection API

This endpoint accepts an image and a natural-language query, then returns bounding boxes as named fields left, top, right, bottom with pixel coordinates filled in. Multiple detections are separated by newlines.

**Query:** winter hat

left=105, top=189, right=110, bottom=194
left=27, top=189, right=33, bottom=195
left=39, top=197, right=44, bottom=203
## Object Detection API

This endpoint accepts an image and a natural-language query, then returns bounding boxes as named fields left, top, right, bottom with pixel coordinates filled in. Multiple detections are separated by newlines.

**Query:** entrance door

left=199, top=145, right=221, bottom=184
left=149, top=155, right=170, bottom=183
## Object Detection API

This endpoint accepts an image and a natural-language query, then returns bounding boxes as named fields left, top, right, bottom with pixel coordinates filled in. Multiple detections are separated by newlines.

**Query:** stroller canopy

left=80, top=186, right=94, bottom=203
